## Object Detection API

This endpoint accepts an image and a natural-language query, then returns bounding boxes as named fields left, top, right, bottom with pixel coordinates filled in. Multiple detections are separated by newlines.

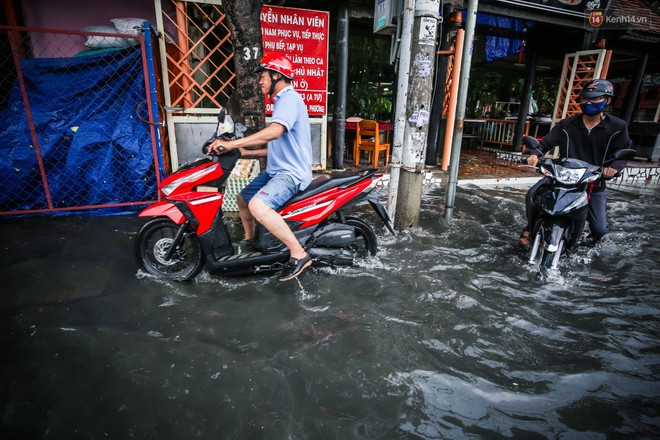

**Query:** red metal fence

left=0, top=25, right=162, bottom=216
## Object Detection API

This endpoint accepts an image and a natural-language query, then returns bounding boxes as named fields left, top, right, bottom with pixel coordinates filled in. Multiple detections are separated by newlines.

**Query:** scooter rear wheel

left=134, top=218, right=204, bottom=281
left=344, top=216, right=377, bottom=259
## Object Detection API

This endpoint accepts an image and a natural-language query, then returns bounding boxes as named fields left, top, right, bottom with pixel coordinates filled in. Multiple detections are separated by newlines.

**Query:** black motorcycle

left=522, top=136, right=635, bottom=275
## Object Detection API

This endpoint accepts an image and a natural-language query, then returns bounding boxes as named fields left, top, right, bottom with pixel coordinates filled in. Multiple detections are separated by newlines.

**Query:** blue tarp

left=0, top=47, right=160, bottom=213
left=476, top=13, right=531, bottom=62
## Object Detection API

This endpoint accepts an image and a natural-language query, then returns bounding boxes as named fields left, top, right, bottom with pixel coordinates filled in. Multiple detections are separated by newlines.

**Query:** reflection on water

left=1, top=185, right=659, bottom=439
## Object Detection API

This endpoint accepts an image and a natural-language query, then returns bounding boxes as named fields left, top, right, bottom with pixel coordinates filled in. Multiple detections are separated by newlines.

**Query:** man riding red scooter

left=133, top=54, right=393, bottom=282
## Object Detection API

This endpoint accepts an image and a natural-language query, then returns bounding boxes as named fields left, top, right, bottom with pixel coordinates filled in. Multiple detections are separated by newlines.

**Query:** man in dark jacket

left=519, top=79, right=631, bottom=246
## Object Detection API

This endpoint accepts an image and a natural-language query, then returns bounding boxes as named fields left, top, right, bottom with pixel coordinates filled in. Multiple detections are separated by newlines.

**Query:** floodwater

left=1, top=183, right=659, bottom=439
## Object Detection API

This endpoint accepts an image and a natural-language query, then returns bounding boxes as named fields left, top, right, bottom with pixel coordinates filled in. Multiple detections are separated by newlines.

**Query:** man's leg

left=248, top=174, right=312, bottom=281
left=237, top=194, right=255, bottom=241
left=237, top=171, right=271, bottom=241
left=520, top=177, right=547, bottom=246
left=525, top=178, right=547, bottom=230
left=587, top=188, right=608, bottom=240
left=248, top=198, right=306, bottom=259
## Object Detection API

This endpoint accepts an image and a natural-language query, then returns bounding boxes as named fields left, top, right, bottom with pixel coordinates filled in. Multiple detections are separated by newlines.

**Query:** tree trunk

left=221, top=0, right=264, bottom=134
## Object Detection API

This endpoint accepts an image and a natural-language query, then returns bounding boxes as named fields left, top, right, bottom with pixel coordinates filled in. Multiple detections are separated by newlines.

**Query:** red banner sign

left=260, top=6, right=329, bottom=116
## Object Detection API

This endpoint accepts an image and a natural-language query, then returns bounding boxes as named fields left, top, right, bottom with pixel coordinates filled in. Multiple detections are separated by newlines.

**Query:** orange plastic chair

left=353, top=119, right=390, bottom=168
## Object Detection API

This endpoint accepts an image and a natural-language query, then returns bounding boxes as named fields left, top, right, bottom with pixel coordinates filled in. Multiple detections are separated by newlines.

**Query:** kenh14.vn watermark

left=586, top=9, right=652, bottom=30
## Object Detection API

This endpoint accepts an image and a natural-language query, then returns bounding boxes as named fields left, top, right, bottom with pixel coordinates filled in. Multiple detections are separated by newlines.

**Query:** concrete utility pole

left=386, top=0, right=415, bottom=222
left=443, top=0, right=478, bottom=223
left=394, top=0, right=440, bottom=229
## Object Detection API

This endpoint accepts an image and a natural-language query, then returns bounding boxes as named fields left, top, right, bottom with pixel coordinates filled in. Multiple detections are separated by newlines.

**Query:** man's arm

left=209, top=122, right=285, bottom=155
left=527, top=121, right=563, bottom=166
left=607, top=124, right=631, bottom=175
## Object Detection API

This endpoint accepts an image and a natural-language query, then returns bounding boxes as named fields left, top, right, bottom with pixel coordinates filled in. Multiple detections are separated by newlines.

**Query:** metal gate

left=154, top=0, right=235, bottom=170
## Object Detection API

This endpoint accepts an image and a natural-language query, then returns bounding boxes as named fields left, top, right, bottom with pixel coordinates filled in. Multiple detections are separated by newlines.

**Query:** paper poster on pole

left=260, top=6, right=329, bottom=116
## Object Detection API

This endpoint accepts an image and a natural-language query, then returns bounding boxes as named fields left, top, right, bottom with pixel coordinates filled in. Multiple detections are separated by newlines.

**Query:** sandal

left=518, top=229, right=530, bottom=247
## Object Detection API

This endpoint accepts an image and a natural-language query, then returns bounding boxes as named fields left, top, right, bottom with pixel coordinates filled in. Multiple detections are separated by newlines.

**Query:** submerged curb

left=367, top=160, right=660, bottom=189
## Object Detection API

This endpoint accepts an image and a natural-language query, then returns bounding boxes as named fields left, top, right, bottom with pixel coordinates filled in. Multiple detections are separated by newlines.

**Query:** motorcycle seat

left=285, top=169, right=378, bottom=205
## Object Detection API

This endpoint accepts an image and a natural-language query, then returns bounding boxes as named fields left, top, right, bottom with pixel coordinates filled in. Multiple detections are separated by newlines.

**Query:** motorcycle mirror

left=212, top=107, right=227, bottom=138
left=522, top=135, right=540, bottom=153
left=614, top=148, right=636, bottom=161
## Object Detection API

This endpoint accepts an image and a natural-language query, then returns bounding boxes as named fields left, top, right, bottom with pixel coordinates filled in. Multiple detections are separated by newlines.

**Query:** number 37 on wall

left=243, top=47, right=260, bottom=61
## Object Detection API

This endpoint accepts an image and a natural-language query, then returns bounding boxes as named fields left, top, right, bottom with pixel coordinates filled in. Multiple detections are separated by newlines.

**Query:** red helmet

left=253, top=53, right=295, bottom=79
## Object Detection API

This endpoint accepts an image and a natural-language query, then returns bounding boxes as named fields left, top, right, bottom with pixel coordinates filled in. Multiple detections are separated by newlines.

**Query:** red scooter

left=134, top=108, right=394, bottom=280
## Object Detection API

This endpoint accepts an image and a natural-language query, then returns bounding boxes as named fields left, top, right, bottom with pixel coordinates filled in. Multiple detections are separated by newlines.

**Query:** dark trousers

left=525, top=178, right=608, bottom=240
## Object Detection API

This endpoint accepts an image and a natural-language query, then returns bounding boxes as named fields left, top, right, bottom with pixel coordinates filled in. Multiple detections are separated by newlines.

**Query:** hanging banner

left=494, top=0, right=591, bottom=18
left=260, top=6, right=329, bottom=116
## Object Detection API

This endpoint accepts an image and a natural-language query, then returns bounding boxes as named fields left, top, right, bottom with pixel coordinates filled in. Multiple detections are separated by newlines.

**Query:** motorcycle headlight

left=565, top=191, right=589, bottom=212
left=554, top=165, right=586, bottom=184
left=162, top=164, right=219, bottom=196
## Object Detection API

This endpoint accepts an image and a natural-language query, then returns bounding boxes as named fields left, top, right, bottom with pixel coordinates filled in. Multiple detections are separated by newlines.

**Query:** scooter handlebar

left=600, top=167, right=623, bottom=180
left=202, top=134, right=233, bottom=155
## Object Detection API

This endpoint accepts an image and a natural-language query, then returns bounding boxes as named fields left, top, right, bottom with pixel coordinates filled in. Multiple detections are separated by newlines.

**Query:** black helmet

left=581, top=79, right=614, bottom=99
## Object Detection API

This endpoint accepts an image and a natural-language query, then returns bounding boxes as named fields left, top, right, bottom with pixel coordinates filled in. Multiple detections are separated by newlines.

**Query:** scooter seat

left=285, top=169, right=378, bottom=205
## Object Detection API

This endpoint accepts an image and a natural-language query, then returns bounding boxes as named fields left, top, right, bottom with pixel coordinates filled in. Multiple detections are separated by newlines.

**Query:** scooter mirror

left=212, top=107, right=229, bottom=138
left=614, top=148, right=636, bottom=161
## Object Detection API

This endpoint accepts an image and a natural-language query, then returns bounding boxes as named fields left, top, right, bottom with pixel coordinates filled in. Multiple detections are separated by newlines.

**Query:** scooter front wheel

left=134, top=218, right=204, bottom=281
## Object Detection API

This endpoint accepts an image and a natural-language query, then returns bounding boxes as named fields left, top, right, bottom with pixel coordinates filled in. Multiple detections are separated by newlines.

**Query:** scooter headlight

left=161, top=164, right=219, bottom=196
left=554, top=165, right=586, bottom=184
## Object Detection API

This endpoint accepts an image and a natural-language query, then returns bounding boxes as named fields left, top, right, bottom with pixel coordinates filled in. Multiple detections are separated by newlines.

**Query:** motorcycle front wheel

left=540, top=238, right=564, bottom=274
left=134, top=218, right=204, bottom=281
left=344, top=216, right=378, bottom=259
